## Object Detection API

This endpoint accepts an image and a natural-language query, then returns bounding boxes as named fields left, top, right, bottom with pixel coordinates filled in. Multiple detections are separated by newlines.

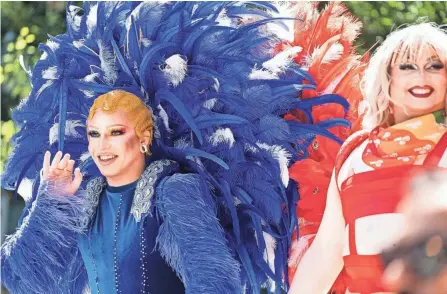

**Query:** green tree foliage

left=1, top=2, right=66, bottom=171
left=1, top=1, right=67, bottom=122
left=345, top=1, right=447, bottom=53
left=0, top=121, right=16, bottom=173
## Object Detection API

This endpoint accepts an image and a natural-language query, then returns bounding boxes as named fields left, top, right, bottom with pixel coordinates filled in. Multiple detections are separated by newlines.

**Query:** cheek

left=88, top=140, right=95, bottom=154
left=439, top=74, right=447, bottom=90
left=432, top=73, right=447, bottom=97
left=115, top=135, right=140, bottom=153
left=389, top=79, right=408, bottom=100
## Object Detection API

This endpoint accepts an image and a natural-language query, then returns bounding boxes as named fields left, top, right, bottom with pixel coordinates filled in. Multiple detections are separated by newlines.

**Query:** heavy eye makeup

left=398, top=59, right=445, bottom=71
left=426, top=62, right=444, bottom=70
left=109, top=128, right=126, bottom=136
left=88, top=130, right=100, bottom=138
left=87, top=128, right=126, bottom=138
left=399, top=63, right=417, bottom=70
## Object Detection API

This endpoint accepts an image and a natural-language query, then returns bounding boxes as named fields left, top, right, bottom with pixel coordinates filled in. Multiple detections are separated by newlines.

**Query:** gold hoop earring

left=140, top=144, right=148, bottom=154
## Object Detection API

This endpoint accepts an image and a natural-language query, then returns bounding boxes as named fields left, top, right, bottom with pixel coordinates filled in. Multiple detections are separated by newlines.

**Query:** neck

left=391, top=106, right=445, bottom=125
left=106, top=159, right=145, bottom=187
left=391, top=108, right=410, bottom=125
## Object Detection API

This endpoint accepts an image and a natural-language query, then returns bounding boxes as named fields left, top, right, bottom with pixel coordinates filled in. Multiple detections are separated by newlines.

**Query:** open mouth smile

left=408, top=86, right=434, bottom=98
left=97, top=154, right=118, bottom=166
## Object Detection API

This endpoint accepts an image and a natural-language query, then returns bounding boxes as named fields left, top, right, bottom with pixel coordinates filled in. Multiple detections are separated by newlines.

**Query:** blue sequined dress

left=1, top=160, right=242, bottom=294
left=77, top=181, right=184, bottom=294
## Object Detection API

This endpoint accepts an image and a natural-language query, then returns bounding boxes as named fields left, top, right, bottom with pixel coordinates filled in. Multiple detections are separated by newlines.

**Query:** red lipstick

left=408, top=86, right=434, bottom=98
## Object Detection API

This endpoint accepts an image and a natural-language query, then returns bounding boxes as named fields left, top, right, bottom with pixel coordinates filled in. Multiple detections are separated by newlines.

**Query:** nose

left=99, top=135, right=111, bottom=150
left=412, top=68, right=430, bottom=83
left=416, top=68, right=425, bottom=77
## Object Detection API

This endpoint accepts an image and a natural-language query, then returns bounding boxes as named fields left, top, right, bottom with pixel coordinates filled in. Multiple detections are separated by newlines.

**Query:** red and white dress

left=334, top=130, right=447, bottom=293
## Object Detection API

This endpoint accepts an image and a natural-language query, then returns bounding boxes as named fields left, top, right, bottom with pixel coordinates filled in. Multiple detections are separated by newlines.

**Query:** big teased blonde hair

left=88, top=90, right=154, bottom=154
left=361, top=23, right=447, bottom=129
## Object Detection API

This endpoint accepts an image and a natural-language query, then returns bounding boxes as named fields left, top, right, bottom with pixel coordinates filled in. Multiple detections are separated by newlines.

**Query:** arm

left=155, top=173, right=242, bottom=294
left=289, top=171, right=346, bottom=294
left=1, top=151, right=87, bottom=293
left=1, top=182, right=88, bottom=293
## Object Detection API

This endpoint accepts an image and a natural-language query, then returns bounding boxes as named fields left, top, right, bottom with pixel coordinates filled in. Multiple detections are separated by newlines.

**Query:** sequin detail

left=83, top=177, right=106, bottom=228
left=131, top=159, right=175, bottom=222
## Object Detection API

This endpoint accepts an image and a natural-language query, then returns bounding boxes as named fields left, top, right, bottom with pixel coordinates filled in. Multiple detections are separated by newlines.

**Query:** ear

left=141, top=130, right=152, bottom=147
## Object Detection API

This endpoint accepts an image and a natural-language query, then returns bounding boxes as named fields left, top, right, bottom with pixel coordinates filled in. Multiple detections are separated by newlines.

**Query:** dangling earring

left=140, top=144, right=148, bottom=154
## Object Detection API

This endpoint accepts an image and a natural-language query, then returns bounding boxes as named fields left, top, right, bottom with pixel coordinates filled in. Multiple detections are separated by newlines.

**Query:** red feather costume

left=280, top=3, right=369, bottom=293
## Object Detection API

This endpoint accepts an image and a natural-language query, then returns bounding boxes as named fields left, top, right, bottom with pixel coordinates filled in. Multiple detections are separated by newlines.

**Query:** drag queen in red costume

left=289, top=23, right=447, bottom=294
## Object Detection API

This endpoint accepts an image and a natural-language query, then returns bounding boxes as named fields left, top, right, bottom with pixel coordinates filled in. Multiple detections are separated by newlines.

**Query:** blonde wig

left=361, top=23, right=447, bottom=129
left=88, top=90, right=154, bottom=154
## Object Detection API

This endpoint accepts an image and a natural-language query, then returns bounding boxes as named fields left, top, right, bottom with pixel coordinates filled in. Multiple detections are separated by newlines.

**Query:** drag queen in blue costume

left=1, top=2, right=350, bottom=293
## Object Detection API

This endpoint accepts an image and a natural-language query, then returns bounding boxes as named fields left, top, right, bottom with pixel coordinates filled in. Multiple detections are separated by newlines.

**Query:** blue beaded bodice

left=77, top=175, right=184, bottom=294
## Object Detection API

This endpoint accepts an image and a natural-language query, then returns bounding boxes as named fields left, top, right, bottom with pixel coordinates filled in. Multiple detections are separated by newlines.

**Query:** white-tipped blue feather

left=209, top=128, right=235, bottom=148
left=36, top=80, right=54, bottom=98
left=97, top=40, right=118, bottom=85
left=256, top=142, right=291, bottom=187
left=250, top=46, right=302, bottom=80
left=203, top=98, right=218, bottom=110
left=86, top=4, right=98, bottom=38
left=157, top=105, right=173, bottom=133
left=17, top=178, right=34, bottom=203
left=162, top=54, right=188, bottom=87
left=262, top=46, right=302, bottom=74
left=42, top=66, right=58, bottom=80
left=249, top=65, right=278, bottom=80
left=267, top=1, right=300, bottom=42
left=81, top=90, right=96, bottom=98
left=49, top=120, right=84, bottom=145
left=81, top=73, right=99, bottom=83
left=263, top=232, right=277, bottom=292
left=46, top=40, right=60, bottom=51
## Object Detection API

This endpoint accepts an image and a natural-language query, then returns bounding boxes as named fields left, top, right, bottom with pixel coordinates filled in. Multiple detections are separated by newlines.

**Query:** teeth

left=99, top=155, right=117, bottom=160
left=411, top=88, right=431, bottom=95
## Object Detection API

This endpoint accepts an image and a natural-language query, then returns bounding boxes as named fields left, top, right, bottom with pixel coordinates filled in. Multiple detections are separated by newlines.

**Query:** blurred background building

left=1, top=1, right=447, bottom=293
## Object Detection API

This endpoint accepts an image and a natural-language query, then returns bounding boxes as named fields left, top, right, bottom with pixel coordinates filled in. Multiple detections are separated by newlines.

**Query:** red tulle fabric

left=282, top=2, right=369, bottom=293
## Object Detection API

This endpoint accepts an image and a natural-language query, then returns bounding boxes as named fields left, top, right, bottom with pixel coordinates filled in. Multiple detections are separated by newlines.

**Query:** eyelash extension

left=87, top=129, right=126, bottom=137
left=429, top=63, right=444, bottom=70
left=88, top=131, right=100, bottom=138
left=110, top=129, right=125, bottom=136
left=399, top=64, right=417, bottom=70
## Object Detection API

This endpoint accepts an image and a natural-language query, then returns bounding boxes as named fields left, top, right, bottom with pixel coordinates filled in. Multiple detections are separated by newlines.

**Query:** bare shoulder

left=336, top=130, right=373, bottom=189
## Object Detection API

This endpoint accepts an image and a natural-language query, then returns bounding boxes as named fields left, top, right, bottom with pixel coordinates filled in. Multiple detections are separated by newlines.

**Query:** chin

left=94, top=162, right=116, bottom=177
left=406, top=102, right=442, bottom=114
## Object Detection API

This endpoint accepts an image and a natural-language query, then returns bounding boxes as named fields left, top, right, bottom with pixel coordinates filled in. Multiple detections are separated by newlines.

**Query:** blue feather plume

left=2, top=2, right=352, bottom=293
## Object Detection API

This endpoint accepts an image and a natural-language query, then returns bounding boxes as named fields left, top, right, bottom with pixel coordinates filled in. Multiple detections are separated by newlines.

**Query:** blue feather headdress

left=2, top=2, right=350, bottom=292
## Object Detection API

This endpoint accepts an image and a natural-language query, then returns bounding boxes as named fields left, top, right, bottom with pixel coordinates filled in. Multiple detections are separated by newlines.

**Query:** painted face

left=87, top=109, right=145, bottom=185
left=389, top=46, right=447, bottom=118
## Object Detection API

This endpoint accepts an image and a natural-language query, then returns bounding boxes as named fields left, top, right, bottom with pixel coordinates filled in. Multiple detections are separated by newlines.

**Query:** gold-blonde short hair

left=88, top=90, right=153, bottom=154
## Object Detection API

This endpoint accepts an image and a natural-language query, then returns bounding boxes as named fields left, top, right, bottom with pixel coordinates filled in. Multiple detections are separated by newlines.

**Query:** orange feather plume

left=282, top=2, right=370, bottom=293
